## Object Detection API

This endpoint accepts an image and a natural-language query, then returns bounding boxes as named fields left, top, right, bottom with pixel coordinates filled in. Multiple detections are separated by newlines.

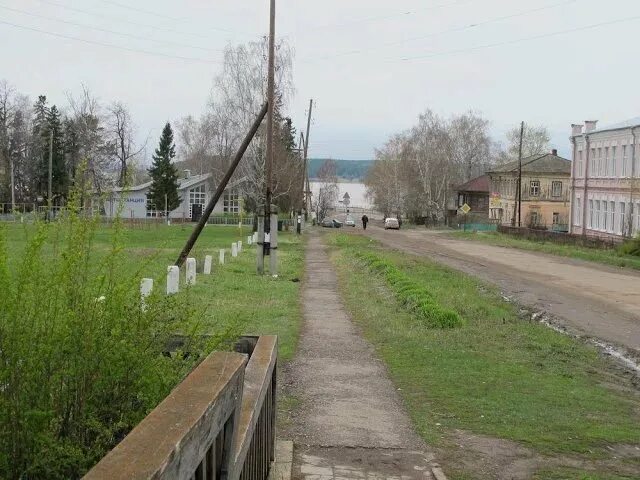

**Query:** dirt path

left=363, top=226, right=640, bottom=353
left=282, top=232, right=437, bottom=479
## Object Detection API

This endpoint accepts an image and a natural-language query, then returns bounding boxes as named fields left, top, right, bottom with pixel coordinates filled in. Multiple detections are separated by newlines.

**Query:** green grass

left=2, top=222, right=304, bottom=360
left=532, top=468, right=639, bottom=480
left=449, top=231, right=640, bottom=270
left=328, top=233, right=640, bottom=459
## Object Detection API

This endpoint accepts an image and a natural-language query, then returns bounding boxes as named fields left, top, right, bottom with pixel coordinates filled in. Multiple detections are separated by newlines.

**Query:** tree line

left=0, top=38, right=304, bottom=216
left=365, top=109, right=551, bottom=221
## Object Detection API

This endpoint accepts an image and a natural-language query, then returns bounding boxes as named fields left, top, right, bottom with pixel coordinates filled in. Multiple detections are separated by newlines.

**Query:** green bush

left=354, top=252, right=464, bottom=329
left=0, top=191, right=215, bottom=479
left=618, top=235, right=640, bottom=256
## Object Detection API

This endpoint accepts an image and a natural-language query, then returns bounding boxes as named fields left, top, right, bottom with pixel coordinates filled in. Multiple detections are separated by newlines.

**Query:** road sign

left=460, top=203, right=471, bottom=214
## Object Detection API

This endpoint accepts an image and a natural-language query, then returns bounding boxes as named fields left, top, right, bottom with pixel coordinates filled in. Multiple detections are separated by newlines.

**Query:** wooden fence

left=84, top=335, right=278, bottom=480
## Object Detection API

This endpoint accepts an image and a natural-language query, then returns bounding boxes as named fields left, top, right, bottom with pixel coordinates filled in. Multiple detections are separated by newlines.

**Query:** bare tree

left=316, top=159, right=338, bottom=221
left=366, top=134, right=406, bottom=218
left=107, top=102, right=145, bottom=187
left=505, top=123, right=551, bottom=160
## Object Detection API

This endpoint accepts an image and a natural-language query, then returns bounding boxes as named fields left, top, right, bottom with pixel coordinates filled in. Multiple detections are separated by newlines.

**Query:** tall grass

left=0, top=189, right=215, bottom=479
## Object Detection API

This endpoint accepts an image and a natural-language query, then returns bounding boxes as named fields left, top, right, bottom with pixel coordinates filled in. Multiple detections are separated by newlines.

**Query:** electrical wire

left=0, top=18, right=221, bottom=64
left=396, top=14, right=640, bottom=62
left=34, top=0, right=251, bottom=41
left=299, top=0, right=473, bottom=32
left=0, top=4, right=224, bottom=52
left=302, top=0, right=577, bottom=62
left=96, top=0, right=246, bottom=36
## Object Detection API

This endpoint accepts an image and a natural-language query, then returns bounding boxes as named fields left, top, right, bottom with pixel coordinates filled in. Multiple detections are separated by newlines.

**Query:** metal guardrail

left=83, top=335, right=278, bottom=480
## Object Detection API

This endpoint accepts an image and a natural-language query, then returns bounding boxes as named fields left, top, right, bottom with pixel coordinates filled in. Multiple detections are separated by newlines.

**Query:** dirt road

left=363, top=227, right=640, bottom=354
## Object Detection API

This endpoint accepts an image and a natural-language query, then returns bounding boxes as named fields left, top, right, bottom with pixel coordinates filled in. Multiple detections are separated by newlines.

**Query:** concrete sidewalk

left=283, top=233, right=438, bottom=480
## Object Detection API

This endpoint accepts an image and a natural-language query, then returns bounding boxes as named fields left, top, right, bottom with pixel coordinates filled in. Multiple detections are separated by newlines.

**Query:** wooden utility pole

left=48, top=130, right=53, bottom=217
left=259, top=0, right=277, bottom=275
left=517, top=121, right=524, bottom=227
left=302, top=99, right=313, bottom=217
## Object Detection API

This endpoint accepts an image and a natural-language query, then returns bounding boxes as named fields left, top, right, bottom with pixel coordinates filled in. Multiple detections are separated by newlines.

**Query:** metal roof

left=487, top=153, right=571, bottom=175
left=590, top=117, right=640, bottom=135
left=456, top=174, right=490, bottom=193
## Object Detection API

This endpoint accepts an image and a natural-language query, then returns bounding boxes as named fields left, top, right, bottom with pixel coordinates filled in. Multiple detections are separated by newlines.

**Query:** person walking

left=361, top=214, right=369, bottom=230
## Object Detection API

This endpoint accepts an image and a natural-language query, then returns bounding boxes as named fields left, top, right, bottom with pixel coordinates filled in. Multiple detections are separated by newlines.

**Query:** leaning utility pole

left=517, top=121, right=524, bottom=227
left=302, top=99, right=313, bottom=218
left=258, top=0, right=277, bottom=275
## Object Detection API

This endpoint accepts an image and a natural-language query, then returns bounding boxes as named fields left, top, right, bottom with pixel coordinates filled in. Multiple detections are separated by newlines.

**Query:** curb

left=268, top=440, right=293, bottom=480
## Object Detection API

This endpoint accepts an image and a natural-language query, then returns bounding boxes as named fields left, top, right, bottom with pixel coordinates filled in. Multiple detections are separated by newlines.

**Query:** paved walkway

left=284, top=233, right=437, bottom=480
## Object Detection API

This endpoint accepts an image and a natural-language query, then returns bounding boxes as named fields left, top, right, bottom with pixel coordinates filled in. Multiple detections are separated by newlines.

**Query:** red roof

left=456, top=174, right=490, bottom=193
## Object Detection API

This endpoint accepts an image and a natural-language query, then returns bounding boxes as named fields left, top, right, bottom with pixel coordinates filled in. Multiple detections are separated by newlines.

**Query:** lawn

left=1, top=220, right=304, bottom=478
left=2, top=221, right=304, bottom=359
left=450, top=230, right=640, bottom=270
left=328, top=233, right=640, bottom=479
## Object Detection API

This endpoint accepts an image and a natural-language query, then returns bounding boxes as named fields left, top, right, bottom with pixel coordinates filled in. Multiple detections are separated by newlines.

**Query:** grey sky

left=1, top=0, right=639, bottom=161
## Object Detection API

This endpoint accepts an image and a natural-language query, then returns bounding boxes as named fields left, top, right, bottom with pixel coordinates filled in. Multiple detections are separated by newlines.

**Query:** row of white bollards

left=139, top=236, right=252, bottom=309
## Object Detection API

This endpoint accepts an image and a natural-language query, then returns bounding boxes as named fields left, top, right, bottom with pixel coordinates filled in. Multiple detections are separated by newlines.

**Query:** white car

left=384, top=217, right=400, bottom=230
left=344, top=216, right=356, bottom=227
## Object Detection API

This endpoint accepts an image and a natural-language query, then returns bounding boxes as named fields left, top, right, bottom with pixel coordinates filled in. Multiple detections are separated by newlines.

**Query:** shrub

left=354, top=251, right=464, bottom=329
left=0, top=190, right=213, bottom=479
left=618, top=235, right=640, bottom=257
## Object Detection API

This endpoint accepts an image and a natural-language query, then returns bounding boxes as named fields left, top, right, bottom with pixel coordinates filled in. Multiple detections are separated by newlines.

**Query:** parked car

left=321, top=218, right=343, bottom=228
left=384, top=217, right=400, bottom=230
left=344, top=216, right=356, bottom=227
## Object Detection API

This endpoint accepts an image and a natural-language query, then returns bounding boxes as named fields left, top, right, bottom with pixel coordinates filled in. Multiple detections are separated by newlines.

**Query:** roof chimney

left=571, top=124, right=583, bottom=136
left=551, top=149, right=558, bottom=156
left=184, top=169, right=191, bottom=179
left=584, top=120, right=598, bottom=133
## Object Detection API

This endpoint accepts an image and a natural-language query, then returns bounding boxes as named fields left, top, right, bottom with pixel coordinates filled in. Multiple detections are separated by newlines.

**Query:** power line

left=0, top=4, right=224, bottom=52
left=96, top=0, right=245, bottom=36
left=34, top=0, right=249, bottom=41
left=0, top=18, right=221, bottom=64
left=302, top=0, right=576, bottom=62
left=299, top=0, right=473, bottom=33
left=396, top=14, right=640, bottom=62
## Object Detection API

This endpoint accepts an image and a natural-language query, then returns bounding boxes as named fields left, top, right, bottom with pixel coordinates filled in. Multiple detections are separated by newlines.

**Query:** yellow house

left=487, top=150, right=572, bottom=230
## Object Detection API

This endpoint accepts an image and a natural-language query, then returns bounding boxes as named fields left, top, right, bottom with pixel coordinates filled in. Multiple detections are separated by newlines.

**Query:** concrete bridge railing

left=83, top=335, right=278, bottom=480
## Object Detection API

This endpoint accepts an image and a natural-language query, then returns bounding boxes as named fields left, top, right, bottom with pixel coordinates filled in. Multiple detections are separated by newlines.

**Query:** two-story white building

left=569, top=119, right=640, bottom=240
left=96, top=170, right=243, bottom=221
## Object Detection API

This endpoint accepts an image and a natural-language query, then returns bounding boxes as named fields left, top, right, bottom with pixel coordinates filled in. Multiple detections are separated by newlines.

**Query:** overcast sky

left=1, top=0, right=639, bottom=161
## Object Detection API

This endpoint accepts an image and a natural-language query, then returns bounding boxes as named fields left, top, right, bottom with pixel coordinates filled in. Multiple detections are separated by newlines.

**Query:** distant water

left=309, top=181, right=372, bottom=209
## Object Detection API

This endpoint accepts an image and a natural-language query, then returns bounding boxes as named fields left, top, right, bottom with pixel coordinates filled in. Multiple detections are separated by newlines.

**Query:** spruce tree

left=148, top=122, right=180, bottom=212
left=47, top=105, right=67, bottom=202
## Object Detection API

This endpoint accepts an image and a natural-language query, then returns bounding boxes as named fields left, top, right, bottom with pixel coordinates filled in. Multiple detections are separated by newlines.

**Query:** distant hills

left=308, top=159, right=374, bottom=182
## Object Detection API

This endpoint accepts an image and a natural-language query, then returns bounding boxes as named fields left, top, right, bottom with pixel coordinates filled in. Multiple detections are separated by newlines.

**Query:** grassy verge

left=328, top=233, right=640, bottom=478
left=3, top=222, right=304, bottom=359
left=449, top=231, right=640, bottom=270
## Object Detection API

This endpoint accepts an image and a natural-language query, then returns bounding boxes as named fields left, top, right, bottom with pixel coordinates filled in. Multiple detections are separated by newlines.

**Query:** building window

left=575, top=196, right=581, bottom=226
left=551, top=181, right=562, bottom=197
left=619, top=202, right=626, bottom=235
left=604, top=147, right=610, bottom=177
left=529, top=180, right=540, bottom=197
left=595, top=200, right=601, bottom=229
left=602, top=201, right=608, bottom=231
left=146, top=197, right=160, bottom=217
left=611, top=146, right=617, bottom=177
left=223, top=189, right=240, bottom=214
left=552, top=212, right=560, bottom=225
left=530, top=210, right=539, bottom=227
left=588, top=200, right=594, bottom=228
left=609, top=201, right=615, bottom=233
left=577, top=150, right=583, bottom=177
left=189, top=185, right=206, bottom=218
left=622, top=145, right=628, bottom=177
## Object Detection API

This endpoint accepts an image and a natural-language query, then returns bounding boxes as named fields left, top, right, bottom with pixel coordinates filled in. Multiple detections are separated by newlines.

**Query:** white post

left=140, top=278, right=153, bottom=311
left=219, top=249, right=225, bottom=265
left=237, top=240, right=242, bottom=253
left=204, top=255, right=213, bottom=275
left=186, top=257, right=197, bottom=285
left=247, top=235, right=252, bottom=245
left=232, top=242, right=238, bottom=258
left=253, top=231, right=258, bottom=243
left=167, top=266, right=179, bottom=294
